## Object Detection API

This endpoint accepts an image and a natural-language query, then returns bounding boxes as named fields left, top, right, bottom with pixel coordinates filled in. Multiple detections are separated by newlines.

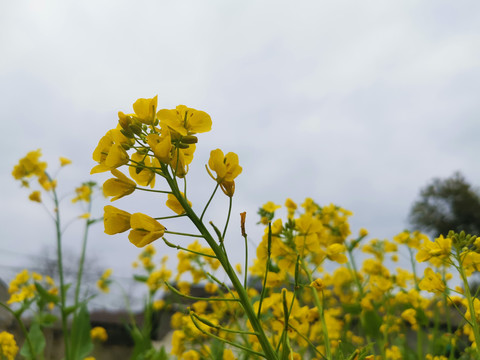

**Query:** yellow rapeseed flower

left=128, top=153, right=158, bottom=188
left=262, top=201, right=281, bottom=213
left=59, top=157, right=72, bottom=166
left=0, top=332, right=18, bottom=360
left=72, top=184, right=92, bottom=203
left=29, top=191, right=42, bottom=203
left=103, top=169, right=136, bottom=201
left=181, top=350, right=200, bottom=360
left=419, top=267, right=446, bottom=294
left=158, top=105, right=212, bottom=136
left=132, top=95, right=158, bottom=125
left=128, top=213, right=165, bottom=247
left=12, top=149, right=47, bottom=180
left=206, top=149, right=242, bottom=196
left=416, top=235, right=452, bottom=263
left=97, top=269, right=113, bottom=293
left=146, top=131, right=172, bottom=164
left=104, top=205, right=131, bottom=235
left=90, top=326, right=108, bottom=342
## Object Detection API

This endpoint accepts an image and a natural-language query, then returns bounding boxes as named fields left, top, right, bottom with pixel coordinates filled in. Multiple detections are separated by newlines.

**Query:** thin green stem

left=74, top=198, right=93, bottom=309
left=190, top=312, right=258, bottom=335
left=154, top=214, right=187, bottom=220
left=189, top=312, right=266, bottom=358
left=162, top=237, right=217, bottom=258
left=243, top=234, right=248, bottom=289
left=164, top=230, right=203, bottom=238
left=135, top=187, right=171, bottom=194
left=200, top=183, right=220, bottom=221
left=257, top=223, right=272, bottom=318
left=222, top=196, right=233, bottom=240
left=457, top=257, right=480, bottom=357
left=165, top=281, right=239, bottom=302
left=0, top=303, right=37, bottom=360
left=300, top=259, right=331, bottom=359
left=51, top=182, right=70, bottom=360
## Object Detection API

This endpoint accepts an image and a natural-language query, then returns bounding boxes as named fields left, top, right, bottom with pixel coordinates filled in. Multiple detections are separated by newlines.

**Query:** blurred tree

left=409, top=172, right=480, bottom=237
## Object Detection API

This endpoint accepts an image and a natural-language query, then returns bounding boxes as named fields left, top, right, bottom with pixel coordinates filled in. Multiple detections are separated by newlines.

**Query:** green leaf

left=34, top=282, right=59, bottom=304
left=34, top=312, right=58, bottom=326
left=69, top=304, right=93, bottom=360
left=129, top=325, right=152, bottom=360
left=342, top=303, right=362, bottom=315
left=134, top=275, right=149, bottom=283
left=362, top=309, right=382, bottom=338
left=20, top=323, right=46, bottom=359
left=210, top=338, right=225, bottom=360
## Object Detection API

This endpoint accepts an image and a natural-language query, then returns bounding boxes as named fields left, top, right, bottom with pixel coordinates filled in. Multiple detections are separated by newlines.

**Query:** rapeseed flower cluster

left=93, top=96, right=242, bottom=250
left=0, top=332, right=18, bottom=360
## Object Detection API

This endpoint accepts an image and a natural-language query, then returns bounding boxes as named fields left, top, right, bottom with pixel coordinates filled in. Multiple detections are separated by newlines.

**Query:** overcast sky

left=1, top=1, right=479, bottom=307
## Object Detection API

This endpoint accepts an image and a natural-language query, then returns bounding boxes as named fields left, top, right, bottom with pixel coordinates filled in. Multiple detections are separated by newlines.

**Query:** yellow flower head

left=419, top=267, right=446, bottom=294
left=326, top=243, right=348, bottom=264
left=72, top=184, right=92, bottom=203
left=416, top=235, right=452, bottom=263
left=128, top=153, right=158, bottom=188
left=262, top=201, right=281, bottom=213
left=0, top=331, right=19, bottom=360
left=104, top=205, right=132, bottom=235
left=29, top=191, right=42, bottom=203
left=91, top=130, right=131, bottom=174
left=97, top=269, right=113, bottom=293
left=90, top=326, right=108, bottom=342
left=146, top=131, right=172, bottom=164
left=157, top=105, right=212, bottom=136
left=132, top=95, right=158, bottom=125
left=12, top=149, right=47, bottom=180
left=206, top=149, right=242, bottom=196
left=310, top=278, right=325, bottom=291
left=59, top=157, right=72, bottom=167
left=128, top=213, right=165, bottom=247
left=103, top=169, right=136, bottom=201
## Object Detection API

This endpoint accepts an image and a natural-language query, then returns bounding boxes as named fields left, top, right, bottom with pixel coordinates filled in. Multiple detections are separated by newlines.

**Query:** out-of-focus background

left=1, top=0, right=479, bottom=309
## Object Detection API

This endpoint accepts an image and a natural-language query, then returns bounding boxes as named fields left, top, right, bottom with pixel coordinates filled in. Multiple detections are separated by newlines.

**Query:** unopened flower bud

left=181, top=135, right=198, bottom=144
left=177, top=143, right=190, bottom=149
left=129, top=124, right=142, bottom=136
left=120, top=129, right=135, bottom=139
left=118, top=112, right=132, bottom=130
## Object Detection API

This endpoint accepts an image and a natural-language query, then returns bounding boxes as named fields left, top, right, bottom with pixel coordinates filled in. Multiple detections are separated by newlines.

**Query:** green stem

left=222, top=196, right=233, bottom=240
left=154, top=214, right=187, bottom=220
left=190, top=312, right=266, bottom=358
left=135, top=187, right=171, bottom=194
left=163, top=166, right=279, bottom=360
left=74, top=199, right=92, bottom=309
left=164, top=281, right=239, bottom=302
left=457, top=259, right=480, bottom=357
left=200, top=183, right=220, bottom=221
left=300, top=259, right=331, bottom=359
left=257, top=223, right=272, bottom=318
left=164, top=230, right=203, bottom=237
left=0, top=303, right=37, bottom=360
left=51, top=182, right=70, bottom=360
left=243, top=234, right=249, bottom=289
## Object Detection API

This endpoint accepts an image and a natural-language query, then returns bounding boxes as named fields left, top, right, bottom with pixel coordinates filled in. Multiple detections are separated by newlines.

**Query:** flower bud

left=181, top=135, right=198, bottom=144
left=129, top=124, right=143, bottom=136
left=120, top=128, right=135, bottom=139
left=118, top=112, right=132, bottom=130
